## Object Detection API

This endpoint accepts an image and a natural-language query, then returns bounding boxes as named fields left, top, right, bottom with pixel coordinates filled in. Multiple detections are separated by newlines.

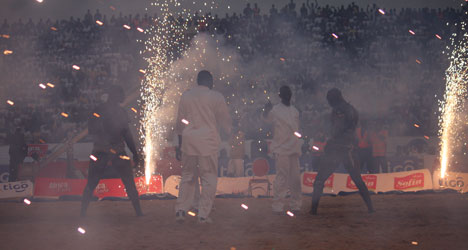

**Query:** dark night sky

left=0, top=0, right=464, bottom=22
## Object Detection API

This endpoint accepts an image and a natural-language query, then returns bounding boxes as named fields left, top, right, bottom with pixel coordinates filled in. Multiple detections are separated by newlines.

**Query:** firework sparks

left=409, top=30, right=416, bottom=35
left=77, top=227, right=86, bottom=234
left=439, top=20, right=468, bottom=178
left=46, top=83, right=55, bottom=88
left=36, top=0, right=43, bottom=3
left=39, top=83, right=46, bottom=89
left=286, top=211, right=295, bottom=217
left=50, top=27, right=57, bottom=31
left=96, top=20, right=104, bottom=26
left=137, top=27, right=145, bottom=33
left=241, top=204, right=248, bottom=210
left=378, top=9, right=385, bottom=15
left=312, top=146, right=319, bottom=151
left=61, top=112, right=69, bottom=118
left=181, top=119, right=189, bottom=125
left=123, top=24, right=131, bottom=30
left=24, top=198, right=31, bottom=205
left=3, top=50, right=13, bottom=55
left=436, top=34, right=442, bottom=40
left=119, top=155, right=131, bottom=160
left=331, top=33, right=339, bottom=39
left=90, top=155, right=98, bottom=161
left=1, top=34, right=10, bottom=38
left=72, top=65, right=80, bottom=70
left=7, top=100, right=14, bottom=106
left=188, top=211, right=196, bottom=216
left=294, top=132, right=302, bottom=138
left=93, top=113, right=101, bottom=118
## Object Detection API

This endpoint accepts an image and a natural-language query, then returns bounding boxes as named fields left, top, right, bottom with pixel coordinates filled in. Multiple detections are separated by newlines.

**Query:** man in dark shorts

left=310, top=88, right=374, bottom=215
left=80, top=85, right=143, bottom=217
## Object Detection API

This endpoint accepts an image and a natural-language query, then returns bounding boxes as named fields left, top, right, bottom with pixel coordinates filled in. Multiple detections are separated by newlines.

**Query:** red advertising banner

left=346, top=175, right=377, bottom=190
left=33, top=175, right=163, bottom=198
left=303, top=172, right=334, bottom=188
left=394, top=173, right=425, bottom=190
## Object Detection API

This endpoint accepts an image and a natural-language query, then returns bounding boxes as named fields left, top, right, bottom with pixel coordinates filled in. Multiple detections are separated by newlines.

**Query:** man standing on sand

left=263, top=85, right=302, bottom=213
left=80, top=85, right=143, bottom=217
left=175, top=70, right=232, bottom=223
left=310, top=88, right=374, bottom=215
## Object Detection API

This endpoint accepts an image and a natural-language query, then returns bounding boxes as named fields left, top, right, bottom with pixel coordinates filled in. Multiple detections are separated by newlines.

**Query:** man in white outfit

left=175, top=70, right=232, bottom=223
left=263, top=85, right=302, bottom=213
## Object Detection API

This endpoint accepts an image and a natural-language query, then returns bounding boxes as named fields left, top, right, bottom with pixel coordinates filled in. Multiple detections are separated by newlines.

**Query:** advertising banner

left=433, top=171, right=468, bottom=193
left=0, top=180, right=34, bottom=199
left=33, top=175, right=163, bottom=198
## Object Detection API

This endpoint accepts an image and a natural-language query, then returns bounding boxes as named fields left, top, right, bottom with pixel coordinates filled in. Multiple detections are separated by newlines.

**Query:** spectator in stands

left=356, top=120, right=375, bottom=173
left=370, top=121, right=389, bottom=173
left=7, top=127, right=28, bottom=182
left=227, top=121, right=245, bottom=177
left=263, top=85, right=302, bottom=213
left=311, top=131, right=326, bottom=171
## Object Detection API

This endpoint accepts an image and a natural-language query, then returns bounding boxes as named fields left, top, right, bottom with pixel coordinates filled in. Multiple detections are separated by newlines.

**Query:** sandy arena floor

left=1, top=193, right=468, bottom=250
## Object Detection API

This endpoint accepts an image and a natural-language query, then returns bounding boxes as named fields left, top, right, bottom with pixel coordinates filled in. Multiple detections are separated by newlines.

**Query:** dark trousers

left=81, top=152, right=142, bottom=216
left=9, top=156, right=23, bottom=182
left=311, top=143, right=373, bottom=214
left=358, top=147, right=376, bottom=173
left=373, top=156, right=388, bottom=173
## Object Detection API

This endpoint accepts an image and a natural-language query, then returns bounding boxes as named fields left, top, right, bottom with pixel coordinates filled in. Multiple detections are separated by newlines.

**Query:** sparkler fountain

left=439, top=19, right=468, bottom=178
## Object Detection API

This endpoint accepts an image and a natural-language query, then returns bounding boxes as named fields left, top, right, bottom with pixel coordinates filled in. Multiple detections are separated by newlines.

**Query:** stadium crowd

left=0, top=1, right=466, bottom=146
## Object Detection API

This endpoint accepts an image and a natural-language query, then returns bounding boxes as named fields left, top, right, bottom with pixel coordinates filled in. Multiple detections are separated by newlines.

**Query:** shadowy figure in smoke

left=310, top=88, right=374, bottom=215
left=80, top=85, right=143, bottom=217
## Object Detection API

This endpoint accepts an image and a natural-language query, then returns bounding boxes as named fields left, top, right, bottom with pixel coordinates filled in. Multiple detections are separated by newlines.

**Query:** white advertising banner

left=164, top=175, right=276, bottom=197
left=432, top=171, right=468, bottom=193
left=165, top=170, right=433, bottom=197
left=0, top=180, right=34, bottom=199
left=302, top=169, right=433, bottom=194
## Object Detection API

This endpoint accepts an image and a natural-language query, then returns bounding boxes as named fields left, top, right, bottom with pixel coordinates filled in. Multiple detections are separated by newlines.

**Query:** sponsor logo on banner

left=0, top=180, right=34, bottom=198
left=438, top=176, right=464, bottom=188
left=48, top=182, right=71, bottom=193
left=394, top=173, right=424, bottom=190
left=303, top=173, right=334, bottom=188
left=346, top=175, right=377, bottom=190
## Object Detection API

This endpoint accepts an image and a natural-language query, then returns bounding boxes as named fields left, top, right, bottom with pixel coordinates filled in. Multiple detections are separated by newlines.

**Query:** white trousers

left=272, top=154, right=302, bottom=212
left=175, top=153, right=218, bottom=219
left=227, top=159, right=244, bottom=177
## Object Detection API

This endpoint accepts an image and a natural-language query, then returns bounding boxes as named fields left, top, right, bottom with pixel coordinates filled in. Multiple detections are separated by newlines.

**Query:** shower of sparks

left=286, top=211, right=295, bottom=217
left=123, top=24, right=131, bottom=30
left=137, top=27, right=145, bottom=33
left=39, top=83, right=46, bottom=89
left=3, top=50, right=13, bottom=55
left=331, top=33, right=339, bottom=39
left=378, top=9, right=385, bottom=15
left=139, top=0, right=244, bottom=185
left=24, top=198, right=31, bottom=205
left=312, top=146, right=319, bottom=151
left=7, top=100, right=14, bottom=105
left=409, top=30, right=416, bottom=35
left=294, top=132, right=302, bottom=138
left=241, top=204, right=248, bottom=210
left=61, top=112, right=69, bottom=117
left=93, top=113, right=100, bottom=118
left=46, top=83, right=54, bottom=88
left=72, top=65, right=80, bottom=70
left=436, top=34, right=442, bottom=40
left=439, top=19, right=468, bottom=178
left=181, top=119, right=189, bottom=125
left=96, top=20, right=104, bottom=26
